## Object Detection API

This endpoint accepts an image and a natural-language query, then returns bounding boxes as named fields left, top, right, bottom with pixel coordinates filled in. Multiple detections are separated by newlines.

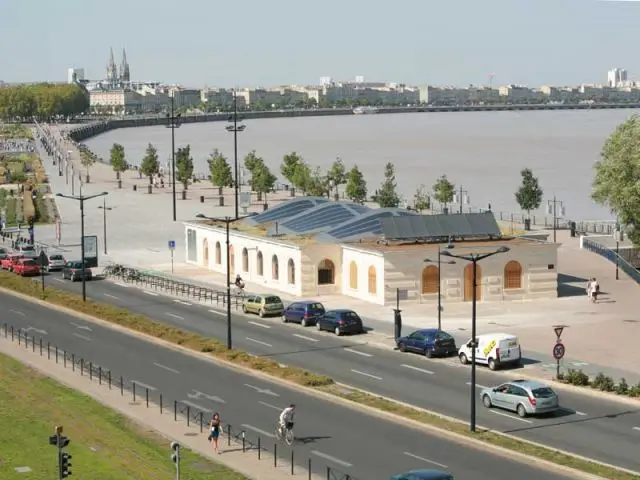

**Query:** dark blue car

left=282, top=301, right=326, bottom=326
left=390, top=469, right=454, bottom=480
left=396, top=328, right=457, bottom=358
left=316, top=309, right=365, bottom=336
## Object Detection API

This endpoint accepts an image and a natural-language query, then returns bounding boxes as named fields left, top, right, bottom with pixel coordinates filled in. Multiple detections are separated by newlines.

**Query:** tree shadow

left=557, top=272, right=588, bottom=298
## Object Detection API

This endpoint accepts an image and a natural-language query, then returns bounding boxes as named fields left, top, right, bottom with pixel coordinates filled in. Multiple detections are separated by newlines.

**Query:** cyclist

left=278, top=404, right=295, bottom=436
left=235, top=274, right=245, bottom=290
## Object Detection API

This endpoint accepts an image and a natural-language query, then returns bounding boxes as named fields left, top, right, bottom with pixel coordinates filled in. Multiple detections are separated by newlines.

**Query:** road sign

left=553, top=325, right=566, bottom=340
left=168, top=240, right=176, bottom=250
left=553, top=343, right=566, bottom=360
left=37, top=250, right=49, bottom=267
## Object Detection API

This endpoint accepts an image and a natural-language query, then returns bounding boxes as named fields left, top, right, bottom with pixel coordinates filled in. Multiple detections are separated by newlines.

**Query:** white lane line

left=72, top=333, right=92, bottom=342
left=246, top=337, right=272, bottom=348
left=166, top=313, right=184, bottom=320
left=633, top=427, right=640, bottom=432
left=180, top=400, right=212, bottom=412
left=249, top=321, right=271, bottom=329
left=575, top=411, right=587, bottom=416
left=132, top=381, right=157, bottom=391
left=311, top=450, right=352, bottom=468
left=154, top=362, right=180, bottom=374
left=490, top=410, right=532, bottom=424
left=174, top=300, right=192, bottom=306
left=344, top=348, right=372, bottom=357
left=104, top=293, right=119, bottom=300
left=403, top=451, right=448, bottom=469
left=293, top=333, right=319, bottom=342
left=209, top=309, right=225, bottom=316
left=350, top=369, right=382, bottom=381
left=143, top=291, right=159, bottom=296
left=70, top=322, right=92, bottom=332
left=244, top=384, right=279, bottom=396
left=401, top=364, right=434, bottom=375
left=9, top=309, right=25, bottom=316
left=242, top=424, right=275, bottom=438
left=53, top=278, right=65, bottom=283
left=114, top=282, right=130, bottom=288
left=258, top=401, right=281, bottom=411
left=466, top=382, right=490, bottom=389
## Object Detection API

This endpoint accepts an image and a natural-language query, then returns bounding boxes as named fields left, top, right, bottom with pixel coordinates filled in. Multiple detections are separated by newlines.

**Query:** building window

left=368, top=266, right=377, bottom=294
left=215, top=241, right=221, bottom=264
left=504, top=260, right=523, bottom=289
left=349, top=261, right=358, bottom=289
left=203, top=239, right=209, bottom=266
left=228, top=245, right=235, bottom=276
left=318, top=259, right=335, bottom=285
left=242, top=248, right=249, bottom=272
left=187, top=229, right=197, bottom=262
left=257, top=251, right=264, bottom=276
left=272, top=255, right=279, bottom=280
left=288, top=259, right=295, bottom=285
left=421, top=265, right=439, bottom=294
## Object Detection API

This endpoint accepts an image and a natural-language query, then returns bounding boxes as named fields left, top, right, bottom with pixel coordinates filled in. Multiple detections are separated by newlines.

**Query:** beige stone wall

left=299, top=244, right=343, bottom=297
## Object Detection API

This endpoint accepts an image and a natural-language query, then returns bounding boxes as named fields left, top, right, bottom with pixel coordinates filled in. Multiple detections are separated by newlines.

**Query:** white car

left=458, top=333, right=521, bottom=370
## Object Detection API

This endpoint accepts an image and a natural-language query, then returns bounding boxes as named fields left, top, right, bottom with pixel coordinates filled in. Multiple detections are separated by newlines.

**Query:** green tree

left=345, top=165, right=368, bottom=204
left=281, top=152, right=302, bottom=185
left=251, top=163, right=277, bottom=203
left=140, top=143, right=159, bottom=190
left=592, top=115, right=640, bottom=245
left=306, top=166, right=330, bottom=197
left=413, top=185, right=431, bottom=212
left=432, top=175, right=455, bottom=212
left=79, top=150, right=95, bottom=183
left=376, top=162, right=401, bottom=208
left=208, top=149, right=233, bottom=188
left=327, top=157, right=347, bottom=198
left=109, top=143, right=127, bottom=181
left=291, top=162, right=312, bottom=194
left=175, top=145, right=194, bottom=192
left=0, top=83, right=88, bottom=121
left=515, top=168, right=543, bottom=222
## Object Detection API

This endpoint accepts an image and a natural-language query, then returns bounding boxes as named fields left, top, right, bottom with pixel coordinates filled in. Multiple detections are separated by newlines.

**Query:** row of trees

left=0, top=84, right=89, bottom=121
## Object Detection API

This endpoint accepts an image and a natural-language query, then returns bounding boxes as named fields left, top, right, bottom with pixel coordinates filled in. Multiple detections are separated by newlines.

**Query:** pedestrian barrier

left=1, top=322, right=361, bottom=480
left=582, top=237, right=640, bottom=284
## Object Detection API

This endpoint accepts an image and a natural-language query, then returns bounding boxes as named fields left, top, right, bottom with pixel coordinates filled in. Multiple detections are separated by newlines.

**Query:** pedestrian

left=585, top=277, right=593, bottom=301
left=208, top=412, right=222, bottom=454
left=591, top=278, right=600, bottom=303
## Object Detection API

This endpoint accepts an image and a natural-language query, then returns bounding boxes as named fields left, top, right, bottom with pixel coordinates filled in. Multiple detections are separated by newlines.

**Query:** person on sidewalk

left=208, top=412, right=223, bottom=454
left=586, top=278, right=594, bottom=301
left=591, top=278, right=600, bottom=303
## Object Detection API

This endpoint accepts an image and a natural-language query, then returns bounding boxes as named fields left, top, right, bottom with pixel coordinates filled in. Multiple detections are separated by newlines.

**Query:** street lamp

left=97, top=197, right=113, bottom=255
left=225, top=91, right=246, bottom=220
left=440, top=246, right=510, bottom=433
left=423, top=248, right=456, bottom=331
left=614, top=221, right=624, bottom=280
left=56, top=189, right=108, bottom=301
left=166, top=95, right=182, bottom=222
left=453, top=185, right=470, bottom=214
left=546, top=196, right=565, bottom=243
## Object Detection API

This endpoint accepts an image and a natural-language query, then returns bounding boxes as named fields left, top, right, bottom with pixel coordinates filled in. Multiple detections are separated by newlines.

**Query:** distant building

left=105, top=47, right=131, bottom=86
left=67, top=68, right=85, bottom=84
left=607, top=68, right=628, bottom=88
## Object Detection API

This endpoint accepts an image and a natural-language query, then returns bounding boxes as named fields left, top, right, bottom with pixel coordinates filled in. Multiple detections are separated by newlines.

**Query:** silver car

left=481, top=379, right=560, bottom=417
left=46, top=254, right=67, bottom=272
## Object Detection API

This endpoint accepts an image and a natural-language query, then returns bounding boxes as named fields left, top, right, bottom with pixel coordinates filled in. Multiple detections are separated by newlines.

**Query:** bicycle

left=275, top=422, right=294, bottom=445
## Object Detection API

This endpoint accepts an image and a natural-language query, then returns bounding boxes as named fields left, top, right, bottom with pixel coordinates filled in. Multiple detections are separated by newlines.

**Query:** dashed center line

left=401, top=364, right=434, bottom=375
left=258, top=401, right=281, bottom=411
left=132, top=381, right=157, bottom=391
left=174, top=300, right=192, bottom=306
left=114, top=282, right=129, bottom=288
left=180, top=400, right=211, bottom=412
left=53, top=278, right=65, bottom=283
left=9, top=309, right=25, bottom=316
left=72, top=333, right=92, bottom=342
left=490, top=410, right=532, bottom=424
left=311, top=450, right=352, bottom=468
left=154, top=362, right=180, bottom=374
left=403, top=452, right=448, bottom=469
left=209, top=310, right=225, bottom=316
left=104, top=293, right=119, bottom=300
left=242, top=424, right=275, bottom=438
left=143, top=291, right=159, bottom=296
left=344, top=348, right=372, bottom=357
left=245, top=337, right=272, bottom=348
left=633, top=427, right=640, bottom=432
left=466, top=382, right=490, bottom=389
left=166, top=313, right=184, bottom=320
left=249, top=321, right=271, bottom=329
left=293, top=333, right=318, bottom=342
left=350, top=369, right=382, bottom=381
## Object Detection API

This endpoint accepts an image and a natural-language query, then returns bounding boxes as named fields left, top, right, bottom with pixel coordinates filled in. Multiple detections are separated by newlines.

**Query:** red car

left=1, top=254, right=23, bottom=272
left=13, top=258, right=40, bottom=276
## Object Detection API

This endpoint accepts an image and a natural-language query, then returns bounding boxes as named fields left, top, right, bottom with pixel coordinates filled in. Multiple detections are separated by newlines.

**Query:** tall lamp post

left=453, top=185, right=470, bottom=214
left=546, top=196, right=565, bottom=243
left=423, top=248, right=456, bottom=331
left=166, top=95, right=182, bottom=222
left=225, top=91, right=246, bottom=220
left=97, top=197, right=113, bottom=255
left=440, top=246, right=510, bottom=432
left=614, top=220, right=624, bottom=280
left=56, top=190, right=109, bottom=301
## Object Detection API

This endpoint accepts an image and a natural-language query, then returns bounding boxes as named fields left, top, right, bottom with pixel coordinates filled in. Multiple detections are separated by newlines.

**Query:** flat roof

left=349, top=236, right=542, bottom=253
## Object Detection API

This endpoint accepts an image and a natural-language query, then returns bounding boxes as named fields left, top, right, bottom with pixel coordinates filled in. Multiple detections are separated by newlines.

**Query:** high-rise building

left=607, top=68, right=628, bottom=87
left=67, top=68, right=85, bottom=84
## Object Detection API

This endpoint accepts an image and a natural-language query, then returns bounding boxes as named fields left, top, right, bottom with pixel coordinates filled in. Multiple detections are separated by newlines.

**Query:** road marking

left=9, top=309, right=25, bottom=316
left=242, top=424, right=275, bottom=438
left=174, top=300, right=192, bottom=306
left=180, top=400, right=212, bottom=412
left=311, top=450, right=352, bottom=468
left=209, top=310, right=225, bottom=316
left=70, top=322, right=92, bottom=332
left=53, top=278, right=65, bottom=283
left=103, top=293, right=119, bottom=300
left=403, top=452, right=448, bottom=469
left=633, top=427, right=640, bottom=432
left=143, top=291, right=159, bottom=296
left=466, top=382, right=490, bottom=389
left=187, top=389, right=225, bottom=404
left=293, top=333, right=318, bottom=342
left=154, top=362, right=180, bottom=374
left=575, top=411, right=587, bottom=416
left=258, top=401, right=281, bottom=411
left=401, top=364, right=434, bottom=375
left=114, top=282, right=129, bottom=288
left=246, top=337, right=272, bottom=348
left=350, top=369, right=382, bottom=381
left=249, top=321, right=271, bottom=329
left=166, top=313, right=184, bottom=320
left=244, top=384, right=279, bottom=397
left=490, top=410, right=532, bottom=424
left=25, top=326, right=48, bottom=335
left=344, top=348, right=372, bottom=357
left=72, top=333, right=92, bottom=342
left=132, top=381, right=157, bottom=391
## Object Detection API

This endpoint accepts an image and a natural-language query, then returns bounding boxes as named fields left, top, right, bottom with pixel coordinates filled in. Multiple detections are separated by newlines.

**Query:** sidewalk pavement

left=0, top=335, right=323, bottom=480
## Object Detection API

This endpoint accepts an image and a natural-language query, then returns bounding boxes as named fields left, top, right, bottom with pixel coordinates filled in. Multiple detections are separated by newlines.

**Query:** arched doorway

left=504, top=260, right=523, bottom=289
left=242, top=248, right=249, bottom=272
left=287, top=259, right=295, bottom=284
left=272, top=255, right=279, bottom=280
left=215, top=241, right=221, bottom=264
left=421, top=265, right=439, bottom=294
left=202, top=239, right=209, bottom=266
left=228, top=245, right=235, bottom=276
left=368, top=266, right=377, bottom=294
left=349, top=261, right=358, bottom=289
left=464, top=263, right=482, bottom=302
left=317, top=259, right=335, bottom=285
left=256, top=251, right=264, bottom=276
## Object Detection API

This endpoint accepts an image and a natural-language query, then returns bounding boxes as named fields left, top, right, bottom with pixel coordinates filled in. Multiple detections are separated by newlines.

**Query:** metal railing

left=1, top=323, right=361, bottom=480
left=582, top=237, right=640, bottom=284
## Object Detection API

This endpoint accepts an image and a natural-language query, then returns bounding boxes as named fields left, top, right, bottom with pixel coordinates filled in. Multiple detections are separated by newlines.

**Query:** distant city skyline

left=2, top=0, right=640, bottom=86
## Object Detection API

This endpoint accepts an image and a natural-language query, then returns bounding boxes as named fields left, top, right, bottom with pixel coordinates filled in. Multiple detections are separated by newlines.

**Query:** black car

left=62, top=261, right=93, bottom=281
left=282, top=301, right=326, bottom=326
left=316, top=309, right=365, bottom=336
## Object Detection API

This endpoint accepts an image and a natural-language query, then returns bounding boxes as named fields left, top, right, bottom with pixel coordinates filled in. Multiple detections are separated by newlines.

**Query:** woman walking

left=208, top=412, right=223, bottom=454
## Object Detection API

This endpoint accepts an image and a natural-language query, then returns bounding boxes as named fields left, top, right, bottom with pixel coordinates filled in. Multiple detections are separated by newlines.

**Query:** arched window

left=288, top=259, right=295, bottom=285
left=349, top=261, right=358, bottom=289
left=368, top=266, right=377, bottom=294
left=228, top=245, right=235, bottom=276
left=504, top=260, right=523, bottom=289
left=256, top=251, right=264, bottom=276
left=202, top=239, right=209, bottom=266
left=272, top=255, right=279, bottom=280
left=242, top=248, right=249, bottom=272
left=318, top=259, right=335, bottom=285
left=215, top=241, right=221, bottom=264
left=421, top=265, right=439, bottom=294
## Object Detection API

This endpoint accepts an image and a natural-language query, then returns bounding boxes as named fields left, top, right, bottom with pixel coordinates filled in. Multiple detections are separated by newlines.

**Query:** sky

left=1, top=0, right=639, bottom=88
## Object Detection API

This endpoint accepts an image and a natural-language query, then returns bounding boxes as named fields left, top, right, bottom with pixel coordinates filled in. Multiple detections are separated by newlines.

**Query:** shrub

left=615, top=378, right=629, bottom=395
left=5, top=197, right=17, bottom=223
left=629, top=383, right=640, bottom=398
left=591, top=372, right=615, bottom=392
left=565, top=368, right=590, bottom=386
left=22, top=187, right=35, bottom=222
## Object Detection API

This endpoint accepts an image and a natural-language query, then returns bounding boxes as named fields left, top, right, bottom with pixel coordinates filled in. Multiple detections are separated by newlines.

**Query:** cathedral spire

left=119, top=48, right=130, bottom=83
left=106, top=47, right=117, bottom=83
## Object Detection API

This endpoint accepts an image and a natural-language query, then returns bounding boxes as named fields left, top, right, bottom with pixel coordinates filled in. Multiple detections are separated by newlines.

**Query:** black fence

left=582, top=237, right=640, bottom=285
left=1, top=323, right=360, bottom=480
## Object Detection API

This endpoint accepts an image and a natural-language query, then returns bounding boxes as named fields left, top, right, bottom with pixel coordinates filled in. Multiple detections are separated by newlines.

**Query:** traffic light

left=60, top=452, right=72, bottom=477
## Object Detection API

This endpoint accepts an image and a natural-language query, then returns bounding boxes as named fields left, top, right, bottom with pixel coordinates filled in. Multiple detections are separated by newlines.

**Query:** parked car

left=62, top=261, right=93, bottom=281
left=46, top=254, right=66, bottom=272
left=1, top=254, right=23, bottom=272
left=396, top=329, right=457, bottom=358
left=390, top=469, right=454, bottom=480
left=242, top=295, right=284, bottom=317
left=16, top=243, right=35, bottom=254
left=0, top=247, right=8, bottom=260
left=316, top=309, right=365, bottom=336
left=13, top=258, right=40, bottom=276
left=481, top=379, right=560, bottom=418
left=458, top=333, right=521, bottom=370
left=282, top=301, right=326, bottom=326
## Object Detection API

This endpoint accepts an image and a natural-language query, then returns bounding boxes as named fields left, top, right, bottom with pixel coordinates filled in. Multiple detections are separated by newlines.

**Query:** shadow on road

left=502, top=408, right=640, bottom=435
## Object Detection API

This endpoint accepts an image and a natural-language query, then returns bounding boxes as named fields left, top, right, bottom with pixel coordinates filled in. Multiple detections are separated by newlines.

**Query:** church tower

left=119, top=48, right=131, bottom=84
left=106, top=47, right=118, bottom=84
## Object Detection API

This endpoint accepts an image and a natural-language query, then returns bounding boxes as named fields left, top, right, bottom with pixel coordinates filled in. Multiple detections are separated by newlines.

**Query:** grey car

left=46, top=254, right=66, bottom=272
left=480, top=379, right=560, bottom=417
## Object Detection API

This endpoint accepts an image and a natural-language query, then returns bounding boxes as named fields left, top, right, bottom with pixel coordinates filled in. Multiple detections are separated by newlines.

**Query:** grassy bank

left=0, top=352, right=248, bottom=480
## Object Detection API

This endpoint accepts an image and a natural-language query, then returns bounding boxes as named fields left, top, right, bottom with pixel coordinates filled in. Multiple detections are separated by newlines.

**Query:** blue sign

left=168, top=240, right=176, bottom=250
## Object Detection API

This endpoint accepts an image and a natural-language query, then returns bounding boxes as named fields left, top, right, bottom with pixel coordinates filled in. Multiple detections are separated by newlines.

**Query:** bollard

left=108, top=370, right=112, bottom=389
left=242, top=431, right=246, bottom=452
left=274, top=443, right=277, bottom=467
left=186, top=406, right=190, bottom=426
left=227, top=425, right=231, bottom=446
left=308, top=459, right=312, bottom=480
left=174, top=401, right=177, bottom=421
left=63, top=352, right=66, bottom=368
left=39, top=338, right=42, bottom=355
left=3, top=323, right=6, bottom=337
left=89, top=362, right=93, bottom=380
left=258, top=437, right=261, bottom=459
left=326, top=467, right=330, bottom=479
left=72, top=354, right=75, bottom=371
left=199, top=412, right=203, bottom=433
left=160, top=393, right=163, bottom=414
left=120, top=376, right=123, bottom=395
left=133, top=382, right=136, bottom=402
left=47, top=342, right=50, bottom=359
left=145, top=387, right=149, bottom=408
left=18, top=329, right=21, bottom=345
left=80, top=358, right=84, bottom=375
left=99, top=367, right=102, bottom=385
left=32, top=335, right=35, bottom=352
left=24, top=333, right=27, bottom=349
left=291, top=451, right=294, bottom=475
left=55, top=346, right=58, bottom=363
left=11, top=325, right=14, bottom=341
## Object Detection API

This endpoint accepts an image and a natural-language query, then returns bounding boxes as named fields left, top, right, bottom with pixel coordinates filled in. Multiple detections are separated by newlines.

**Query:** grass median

left=1, top=271, right=638, bottom=480
left=0, top=351, right=247, bottom=480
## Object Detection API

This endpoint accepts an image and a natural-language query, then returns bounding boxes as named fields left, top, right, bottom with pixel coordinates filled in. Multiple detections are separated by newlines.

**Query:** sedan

left=397, top=329, right=457, bottom=358
left=62, top=261, right=93, bottom=281
left=390, top=469, right=454, bottom=480
left=46, top=254, right=66, bottom=272
left=242, top=295, right=284, bottom=317
left=316, top=309, right=364, bottom=336
left=1, top=254, right=22, bottom=272
left=481, top=379, right=560, bottom=417
left=282, top=301, right=325, bottom=326
left=13, top=258, right=40, bottom=276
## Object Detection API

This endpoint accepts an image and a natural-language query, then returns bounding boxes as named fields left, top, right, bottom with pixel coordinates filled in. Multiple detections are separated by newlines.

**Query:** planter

left=200, top=195, right=204, bottom=203
left=117, top=180, right=122, bottom=189
left=219, top=196, right=224, bottom=207
left=147, top=185, right=152, bottom=194
left=133, top=184, right=137, bottom=192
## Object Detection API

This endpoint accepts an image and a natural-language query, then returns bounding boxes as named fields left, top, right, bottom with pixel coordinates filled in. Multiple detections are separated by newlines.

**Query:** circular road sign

left=553, top=343, right=566, bottom=360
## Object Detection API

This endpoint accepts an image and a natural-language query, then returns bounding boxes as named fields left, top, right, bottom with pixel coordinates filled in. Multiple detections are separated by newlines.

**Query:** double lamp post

left=225, top=91, right=246, bottom=219
left=166, top=95, right=182, bottom=222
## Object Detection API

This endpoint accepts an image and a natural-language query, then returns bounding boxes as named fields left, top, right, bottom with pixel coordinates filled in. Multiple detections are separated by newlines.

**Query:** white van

left=458, top=333, right=521, bottom=370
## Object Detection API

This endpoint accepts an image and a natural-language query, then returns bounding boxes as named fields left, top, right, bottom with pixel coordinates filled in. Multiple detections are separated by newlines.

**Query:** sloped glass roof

left=317, top=209, right=417, bottom=242
left=245, top=197, right=328, bottom=226
left=279, top=202, right=370, bottom=234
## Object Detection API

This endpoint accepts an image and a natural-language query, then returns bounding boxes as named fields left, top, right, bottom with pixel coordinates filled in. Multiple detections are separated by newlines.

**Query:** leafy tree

left=79, top=150, right=95, bottom=182
left=306, top=166, right=330, bottom=197
left=0, top=83, right=88, bottom=121
left=345, top=165, right=368, bottom=204
left=251, top=163, right=277, bottom=202
left=326, top=157, right=347, bottom=198
left=140, top=143, right=159, bottom=189
left=175, top=145, right=194, bottom=191
left=244, top=150, right=265, bottom=174
left=515, top=168, right=543, bottom=219
left=376, top=162, right=401, bottom=208
left=413, top=185, right=431, bottom=212
left=208, top=149, right=233, bottom=187
left=281, top=152, right=302, bottom=185
left=592, top=115, right=640, bottom=245
left=432, top=175, right=455, bottom=212
left=109, top=143, right=127, bottom=180
left=292, top=162, right=313, bottom=193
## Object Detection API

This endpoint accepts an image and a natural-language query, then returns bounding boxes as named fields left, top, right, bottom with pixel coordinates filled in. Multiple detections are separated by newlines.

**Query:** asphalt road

left=18, top=274, right=640, bottom=472
left=0, top=293, right=573, bottom=480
